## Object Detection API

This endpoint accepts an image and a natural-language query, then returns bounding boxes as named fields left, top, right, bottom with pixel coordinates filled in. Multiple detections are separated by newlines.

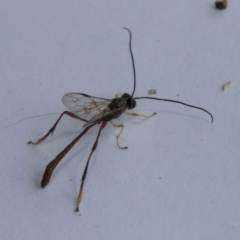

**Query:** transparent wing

left=83, top=106, right=122, bottom=127
left=61, top=93, right=112, bottom=121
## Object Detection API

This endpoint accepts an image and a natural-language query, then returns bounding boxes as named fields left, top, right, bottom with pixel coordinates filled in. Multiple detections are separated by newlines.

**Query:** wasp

left=28, top=28, right=213, bottom=212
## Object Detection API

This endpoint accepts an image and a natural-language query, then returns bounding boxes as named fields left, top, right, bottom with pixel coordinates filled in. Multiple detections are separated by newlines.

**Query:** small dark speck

left=215, top=0, right=227, bottom=9
left=159, top=177, right=161, bottom=179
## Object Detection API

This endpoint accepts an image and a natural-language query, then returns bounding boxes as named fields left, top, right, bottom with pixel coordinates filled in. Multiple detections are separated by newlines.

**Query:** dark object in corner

left=215, top=0, right=227, bottom=9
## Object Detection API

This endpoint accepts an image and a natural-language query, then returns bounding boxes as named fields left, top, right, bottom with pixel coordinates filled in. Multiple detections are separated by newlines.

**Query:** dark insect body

left=102, top=93, right=136, bottom=120
left=28, top=28, right=213, bottom=212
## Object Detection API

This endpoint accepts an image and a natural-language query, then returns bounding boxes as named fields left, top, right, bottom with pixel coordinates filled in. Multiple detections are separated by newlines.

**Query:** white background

left=1, top=1, right=240, bottom=239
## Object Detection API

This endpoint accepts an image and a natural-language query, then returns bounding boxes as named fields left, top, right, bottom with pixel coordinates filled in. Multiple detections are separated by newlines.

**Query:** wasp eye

left=128, top=98, right=136, bottom=109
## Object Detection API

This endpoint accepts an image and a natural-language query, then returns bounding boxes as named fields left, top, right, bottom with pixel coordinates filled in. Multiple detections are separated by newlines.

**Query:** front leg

left=124, top=111, right=156, bottom=118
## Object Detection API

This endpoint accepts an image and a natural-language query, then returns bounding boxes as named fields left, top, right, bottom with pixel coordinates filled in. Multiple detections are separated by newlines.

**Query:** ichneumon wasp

left=28, top=28, right=213, bottom=212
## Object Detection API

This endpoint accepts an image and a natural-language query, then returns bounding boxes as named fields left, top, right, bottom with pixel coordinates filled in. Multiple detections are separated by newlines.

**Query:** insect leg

left=124, top=111, right=156, bottom=118
left=75, top=121, right=107, bottom=212
left=28, top=111, right=88, bottom=145
left=110, top=121, right=128, bottom=150
left=41, top=123, right=97, bottom=188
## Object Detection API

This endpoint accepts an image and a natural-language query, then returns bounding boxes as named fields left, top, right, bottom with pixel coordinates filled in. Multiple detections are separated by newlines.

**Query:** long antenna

left=134, top=96, right=213, bottom=122
left=123, top=27, right=136, bottom=97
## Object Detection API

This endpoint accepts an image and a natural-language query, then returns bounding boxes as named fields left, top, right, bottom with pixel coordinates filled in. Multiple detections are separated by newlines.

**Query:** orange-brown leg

left=75, top=121, right=107, bottom=212
left=41, top=122, right=98, bottom=188
left=28, top=111, right=88, bottom=145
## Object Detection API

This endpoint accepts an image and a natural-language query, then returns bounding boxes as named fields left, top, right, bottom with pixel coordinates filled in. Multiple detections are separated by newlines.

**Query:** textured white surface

left=1, top=1, right=240, bottom=239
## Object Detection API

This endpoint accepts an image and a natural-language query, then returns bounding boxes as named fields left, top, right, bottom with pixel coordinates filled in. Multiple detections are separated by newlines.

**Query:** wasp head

left=122, top=93, right=136, bottom=109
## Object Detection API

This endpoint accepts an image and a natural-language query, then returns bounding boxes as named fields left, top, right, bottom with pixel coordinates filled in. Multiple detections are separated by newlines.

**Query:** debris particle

left=222, top=81, right=233, bottom=91
left=215, top=0, right=227, bottom=9
left=148, top=89, right=157, bottom=94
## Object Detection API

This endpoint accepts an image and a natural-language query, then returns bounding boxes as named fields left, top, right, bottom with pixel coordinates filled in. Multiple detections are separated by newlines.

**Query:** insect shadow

left=28, top=27, right=213, bottom=212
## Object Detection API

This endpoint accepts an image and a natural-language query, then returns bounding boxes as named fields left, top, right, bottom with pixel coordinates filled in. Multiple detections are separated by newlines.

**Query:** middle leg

left=110, top=121, right=128, bottom=150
